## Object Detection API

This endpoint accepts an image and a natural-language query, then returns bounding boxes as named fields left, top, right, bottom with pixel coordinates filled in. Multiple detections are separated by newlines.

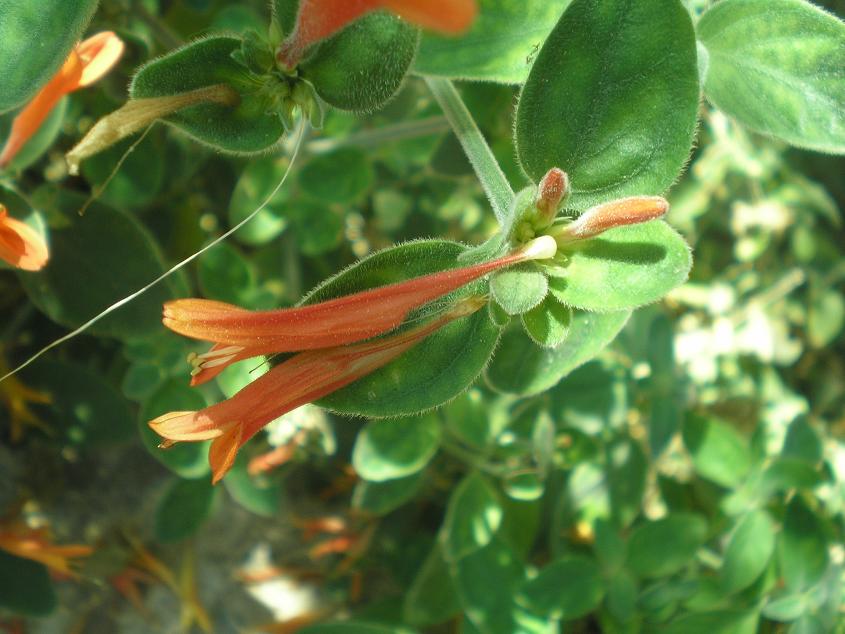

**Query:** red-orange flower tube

left=164, top=236, right=557, bottom=386
left=0, top=32, right=124, bottom=168
left=277, top=0, right=477, bottom=67
left=151, top=296, right=486, bottom=483
left=0, top=205, right=49, bottom=271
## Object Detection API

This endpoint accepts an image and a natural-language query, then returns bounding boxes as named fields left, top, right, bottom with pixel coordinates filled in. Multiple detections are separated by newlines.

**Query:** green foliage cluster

left=1, top=0, right=844, bottom=632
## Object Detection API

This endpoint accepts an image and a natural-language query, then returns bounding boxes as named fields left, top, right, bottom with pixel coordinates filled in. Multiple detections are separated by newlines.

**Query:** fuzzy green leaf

left=414, top=0, right=567, bottom=84
left=485, top=310, right=630, bottom=396
left=490, top=264, right=548, bottom=315
left=521, top=295, right=572, bottom=347
left=515, top=0, right=699, bottom=210
left=697, top=0, right=845, bottom=153
left=301, top=12, right=419, bottom=113
left=353, top=414, right=441, bottom=481
left=548, top=220, right=692, bottom=312
left=130, top=36, right=287, bottom=154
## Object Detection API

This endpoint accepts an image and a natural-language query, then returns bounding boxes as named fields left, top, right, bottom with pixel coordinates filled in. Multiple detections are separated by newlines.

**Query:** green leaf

left=485, top=310, right=630, bottom=396
left=547, top=221, right=692, bottom=312
left=353, top=414, right=441, bottom=481
left=22, top=360, right=134, bottom=446
left=223, top=453, right=283, bottom=517
left=515, top=0, right=699, bottom=210
left=0, top=97, right=67, bottom=171
left=81, top=132, right=165, bottom=209
left=0, top=550, right=57, bottom=616
left=593, top=518, right=626, bottom=574
left=198, top=242, right=255, bottom=305
left=490, top=264, right=548, bottom=315
left=441, top=472, right=503, bottom=561
left=683, top=414, right=752, bottom=488
left=0, top=0, right=99, bottom=113
left=353, top=472, right=424, bottom=516
left=627, top=513, right=707, bottom=578
left=518, top=555, right=605, bottom=620
left=228, top=155, right=289, bottom=246
left=550, top=360, right=627, bottom=435
left=287, top=199, right=344, bottom=256
left=300, top=623, right=415, bottom=634
left=298, top=147, right=375, bottom=204
left=778, top=496, right=828, bottom=592
left=310, top=241, right=499, bottom=417
left=606, top=436, right=647, bottom=528
left=414, top=0, right=567, bottom=84
left=130, top=36, right=287, bottom=154
left=605, top=568, right=638, bottom=622
left=18, top=190, right=181, bottom=339
left=139, top=380, right=210, bottom=479
left=301, top=12, right=419, bottom=113
left=521, top=295, right=572, bottom=348
left=663, top=609, right=760, bottom=634
left=697, top=0, right=845, bottom=153
left=404, top=543, right=461, bottom=626
left=721, top=510, right=776, bottom=594
left=762, top=594, right=807, bottom=622
left=154, top=477, right=217, bottom=542
left=782, top=417, right=823, bottom=464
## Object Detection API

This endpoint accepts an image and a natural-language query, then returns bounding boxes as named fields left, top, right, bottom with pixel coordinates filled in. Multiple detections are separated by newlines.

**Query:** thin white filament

left=0, top=119, right=307, bottom=384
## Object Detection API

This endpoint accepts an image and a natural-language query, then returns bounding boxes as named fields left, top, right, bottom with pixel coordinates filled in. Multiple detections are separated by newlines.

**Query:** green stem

left=424, top=76, right=515, bottom=227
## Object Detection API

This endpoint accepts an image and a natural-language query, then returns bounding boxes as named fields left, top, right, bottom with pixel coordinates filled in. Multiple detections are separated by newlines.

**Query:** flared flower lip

left=0, top=205, right=49, bottom=271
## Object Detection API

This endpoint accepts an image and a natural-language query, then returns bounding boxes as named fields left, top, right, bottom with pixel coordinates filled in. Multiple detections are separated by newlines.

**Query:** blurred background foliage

left=1, top=0, right=844, bottom=632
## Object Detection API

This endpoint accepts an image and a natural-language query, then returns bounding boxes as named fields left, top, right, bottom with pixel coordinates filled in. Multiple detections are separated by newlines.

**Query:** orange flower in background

left=0, top=522, right=92, bottom=579
left=164, top=236, right=557, bottom=385
left=151, top=297, right=486, bottom=483
left=0, top=205, right=49, bottom=271
left=278, top=0, right=477, bottom=66
left=0, top=31, right=124, bottom=168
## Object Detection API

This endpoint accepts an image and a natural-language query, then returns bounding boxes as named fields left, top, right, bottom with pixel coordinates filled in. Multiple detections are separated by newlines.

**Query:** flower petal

left=209, top=424, right=244, bottom=484
left=384, top=0, right=476, bottom=34
left=0, top=207, right=49, bottom=271
left=76, top=32, right=125, bottom=87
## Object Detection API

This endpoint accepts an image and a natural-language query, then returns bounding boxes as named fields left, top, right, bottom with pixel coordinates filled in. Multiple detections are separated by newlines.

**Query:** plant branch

left=424, top=76, right=514, bottom=227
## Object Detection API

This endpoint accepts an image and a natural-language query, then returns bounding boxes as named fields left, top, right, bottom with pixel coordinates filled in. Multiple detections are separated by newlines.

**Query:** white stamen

left=199, top=354, right=239, bottom=369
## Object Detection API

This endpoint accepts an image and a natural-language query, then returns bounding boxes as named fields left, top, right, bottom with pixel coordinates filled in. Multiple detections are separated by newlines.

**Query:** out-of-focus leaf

left=0, top=550, right=56, bottom=616
left=81, top=132, right=165, bottom=209
left=662, top=609, right=760, bottom=634
left=228, top=155, right=289, bottom=246
left=778, top=496, right=828, bottom=592
left=441, top=472, right=502, bottom=561
left=353, top=414, right=441, bottom=481
left=627, top=513, right=707, bottom=578
left=515, top=0, right=699, bottom=210
left=517, top=555, right=605, bottom=620
left=298, top=147, right=375, bottom=205
left=414, top=0, right=567, bottom=84
left=697, top=0, right=845, bottom=153
left=683, top=414, right=752, bottom=488
left=154, top=477, right=217, bottom=542
left=198, top=242, right=255, bottom=305
left=404, top=542, right=461, bottom=626
left=721, top=510, right=776, bottom=594
left=223, top=453, right=282, bottom=517
left=353, top=472, right=424, bottom=516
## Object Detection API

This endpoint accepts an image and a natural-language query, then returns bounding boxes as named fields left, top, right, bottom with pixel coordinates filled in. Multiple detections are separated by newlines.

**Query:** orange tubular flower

left=151, top=297, right=486, bottom=483
left=165, top=236, right=557, bottom=386
left=0, top=523, right=92, bottom=579
left=278, top=0, right=477, bottom=67
left=0, top=205, right=49, bottom=271
left=0, top=31, right=124, bottom=168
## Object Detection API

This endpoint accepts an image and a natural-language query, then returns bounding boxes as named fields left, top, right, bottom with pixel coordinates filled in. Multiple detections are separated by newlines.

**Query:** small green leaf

left=228, top=155, right=289, bottom=246
left=515, top=0, right=699, bottom=210
left=490, top=264, right=548, bottom=315
left=18, top=190, right=181, bottom=339
left=300, top=623, right=414, bottom=634
left=782, top=417, right=823, bottom=464
left=139, top=381, right=210, bottom=479
left=301, top=12, right=419, bottom=113
left=223, top=453, right=283, bottom=517
left=762, top=594, right=808, bottom=622
left=414, top=0, right=567, bottom=84
left=311, top=241, right=499, bottom=417
left=683, top=414, right=752, bottom=488
left=130, top=36, right=287, bottom=154
left=81, top=132, right=165, bottom=209
left=485, top=310, right=630, bottom=396
left=663, top=609, right=760, bottom=634
left=353, top=414, right=441, bottom=481
left=518, top=555, right=605, bottom=620
left=298, top=147, right=375, bottom=204
left=593, top=518, right=626, bottom=574
left=353, top=472, right=424, bottom=516
left=606, top=568, right=638, bottom=622
left=521, top=295, right=572, bottom=348
left=404, top=543, right=461, bottom=626
left=697, top=0, right=845, bottom=153
left=0, top=550, right=57, bottom=616
left=778, top=496, right=828, bottom=592
left=0, top=0, right=99, bottom=113
left=548, top=221, right=692, bottom=312
left=606, top=436, right=647, bottom=528
left=198, top=242, right=256, bottom=305
left=154, top=477, right=217, bottom=542
left=441, top=472, right=503, bottom=561
left=627, top=513, right=707, bottom=578
left=721, top=510, right=776, bottom=594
